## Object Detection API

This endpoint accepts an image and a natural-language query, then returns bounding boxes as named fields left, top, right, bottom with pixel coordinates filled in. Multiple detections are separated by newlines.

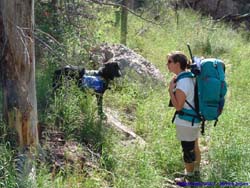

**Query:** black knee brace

left=181, top=141, right=195, bottom=163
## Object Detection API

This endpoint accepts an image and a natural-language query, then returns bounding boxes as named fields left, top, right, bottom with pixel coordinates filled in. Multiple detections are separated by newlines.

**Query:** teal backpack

left=173, top=58, right=227, bottom=134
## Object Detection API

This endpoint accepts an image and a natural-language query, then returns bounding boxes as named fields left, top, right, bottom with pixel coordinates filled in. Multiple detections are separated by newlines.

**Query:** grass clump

left=2, top=1, right=250, bottom=187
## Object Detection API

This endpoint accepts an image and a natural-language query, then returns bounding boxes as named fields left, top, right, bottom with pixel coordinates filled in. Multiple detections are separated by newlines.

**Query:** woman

left=167, top=51, right=201, bottom=183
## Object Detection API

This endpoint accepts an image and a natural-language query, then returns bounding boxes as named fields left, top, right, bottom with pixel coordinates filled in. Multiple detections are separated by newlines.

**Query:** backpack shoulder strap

left=175, top=71, right=195, bottom=82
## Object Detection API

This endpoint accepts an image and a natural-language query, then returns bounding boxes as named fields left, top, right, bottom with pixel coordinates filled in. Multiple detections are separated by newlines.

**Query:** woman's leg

left=181, top=141, right=195, bottom=175
left=194, top=138, right=201, bottom=173
left=184, top=163, right=194, bottom=174
left=175, top=141, right=195, bottom=182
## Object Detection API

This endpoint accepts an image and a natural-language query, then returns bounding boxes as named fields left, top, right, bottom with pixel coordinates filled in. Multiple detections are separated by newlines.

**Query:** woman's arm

left=169, top=77, right=186, bottom=111
left=169, top=89, right=186, bottom=111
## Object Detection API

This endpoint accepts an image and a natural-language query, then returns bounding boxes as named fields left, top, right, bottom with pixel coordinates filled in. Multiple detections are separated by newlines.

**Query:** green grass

left=96, top=7, right=250, bottom=187
left=0, top=143, right=17, bottom=188
left=1, top=4, right=250, bottom=187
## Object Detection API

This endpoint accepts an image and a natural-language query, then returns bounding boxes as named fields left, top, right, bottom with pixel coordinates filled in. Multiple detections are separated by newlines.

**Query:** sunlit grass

left=1, top=3, right=250, bottom=187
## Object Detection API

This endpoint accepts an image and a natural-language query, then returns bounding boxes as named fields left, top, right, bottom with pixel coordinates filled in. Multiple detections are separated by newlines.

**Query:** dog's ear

left=100, top=62, right=121, bottom=80
left=102, top=63, right=114, bottom=80
left=105, top=62, right=121, bottom=78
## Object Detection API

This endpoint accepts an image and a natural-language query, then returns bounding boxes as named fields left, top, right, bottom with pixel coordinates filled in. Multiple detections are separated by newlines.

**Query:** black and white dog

left=52, top=62, right=121, bottom=117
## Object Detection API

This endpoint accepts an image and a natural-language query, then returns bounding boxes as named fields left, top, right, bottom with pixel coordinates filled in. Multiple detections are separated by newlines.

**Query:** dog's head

left=98, top=62, right=121, bottom=80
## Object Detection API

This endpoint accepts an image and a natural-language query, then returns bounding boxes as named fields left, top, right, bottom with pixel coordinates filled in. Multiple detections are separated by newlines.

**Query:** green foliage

left=204, top=101, right=250, bottom=183
left=36, top=57, right=56, bottom=118
left=36, top=165, right=109, bottom=188
left=0, top=143, right=17, bottom=188
left=204, top=42, right=250, bottom=183
left=1, top=1, right=249, bottom=187
left=46, top=83, right=104, bottom=145
left=0, top=119, right=18, bottom=148
left=95, top=6, right=250, bottom=187
left=35, top=0, right=108, bottom=68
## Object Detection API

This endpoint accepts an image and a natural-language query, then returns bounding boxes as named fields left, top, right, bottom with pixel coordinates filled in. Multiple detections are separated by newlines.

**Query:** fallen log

left=104, top=107, right=146, bottom=146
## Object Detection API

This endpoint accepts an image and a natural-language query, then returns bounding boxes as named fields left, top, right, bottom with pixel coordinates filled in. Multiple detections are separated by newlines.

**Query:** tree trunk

left=0, top=0, right=38, bottom=149
left=121, top=0, right=129, bottom=45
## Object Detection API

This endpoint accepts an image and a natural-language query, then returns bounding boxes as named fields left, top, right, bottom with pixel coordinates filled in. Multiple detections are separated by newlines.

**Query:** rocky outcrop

left=90, top=43, right=166, bottom=84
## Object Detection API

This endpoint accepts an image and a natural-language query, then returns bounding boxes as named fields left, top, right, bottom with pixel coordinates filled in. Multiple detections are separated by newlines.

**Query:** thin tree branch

left=16, top=26, right=31, bottom=65
left=34, top=28, right=70, bottom=64
left=34, top=36, right=54, bottom=51
left=216, top=13, right=250, bottom=22
left=34, top=35, right=68, bottom=64
left=184, top=0, right=192, bottom=9
left=62, top=1, right=90, bottom=29
left=34, top=28, right=64, bottom=47
left=87, top=0, right=163, bottom=26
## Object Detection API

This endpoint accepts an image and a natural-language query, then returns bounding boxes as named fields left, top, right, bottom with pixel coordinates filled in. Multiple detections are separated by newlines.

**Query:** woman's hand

left=169, top=76, right=176, bottom=92
left=168, top=76, right=186, bottom=111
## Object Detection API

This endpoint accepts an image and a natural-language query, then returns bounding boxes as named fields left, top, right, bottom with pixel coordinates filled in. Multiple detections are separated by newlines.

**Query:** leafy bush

left=0, top=143, right=17, bottom=188
left=46, top=82, right=103, bottom=143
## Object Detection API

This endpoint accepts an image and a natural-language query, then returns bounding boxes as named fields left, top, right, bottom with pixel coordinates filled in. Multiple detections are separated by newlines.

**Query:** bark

left=0, top=0, right=38, bottom=148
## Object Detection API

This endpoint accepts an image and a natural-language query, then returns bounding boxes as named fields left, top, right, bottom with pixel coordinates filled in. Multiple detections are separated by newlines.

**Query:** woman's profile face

left=166, top=57, right=177, bottom=73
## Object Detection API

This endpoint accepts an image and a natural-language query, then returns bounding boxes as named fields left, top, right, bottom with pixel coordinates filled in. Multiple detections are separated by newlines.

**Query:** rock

left=90, top=43, right=166, bottom=84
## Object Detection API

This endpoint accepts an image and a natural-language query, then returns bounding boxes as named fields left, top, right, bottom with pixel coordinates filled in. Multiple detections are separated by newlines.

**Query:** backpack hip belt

left=176, top=108, right=202, bottom=125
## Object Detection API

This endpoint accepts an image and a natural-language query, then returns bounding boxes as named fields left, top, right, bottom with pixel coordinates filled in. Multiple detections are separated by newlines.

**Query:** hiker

left=167, top=51, right=201, bottom=183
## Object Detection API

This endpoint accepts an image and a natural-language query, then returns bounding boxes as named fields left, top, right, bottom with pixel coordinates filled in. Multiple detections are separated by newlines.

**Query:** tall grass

left=204, top=42, right=250, bottom=184
left=1, top=4, right=250, bottom=187
left=0, top=142, right=17, bottom=187
left=96, top=7, right=250, bottom=187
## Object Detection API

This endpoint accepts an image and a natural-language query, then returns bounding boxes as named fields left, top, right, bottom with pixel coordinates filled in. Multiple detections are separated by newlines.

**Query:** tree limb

left=16, top=26, right=31, bottom=65
left=216, top=13, right=250, bottom=22
left=34, top=35, right=69, bottom=64
left=184, top=0, right=192, bottom=9
left=87, top=0, right=163, bottom=26
left=35, top=28, right=64, bottom=47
